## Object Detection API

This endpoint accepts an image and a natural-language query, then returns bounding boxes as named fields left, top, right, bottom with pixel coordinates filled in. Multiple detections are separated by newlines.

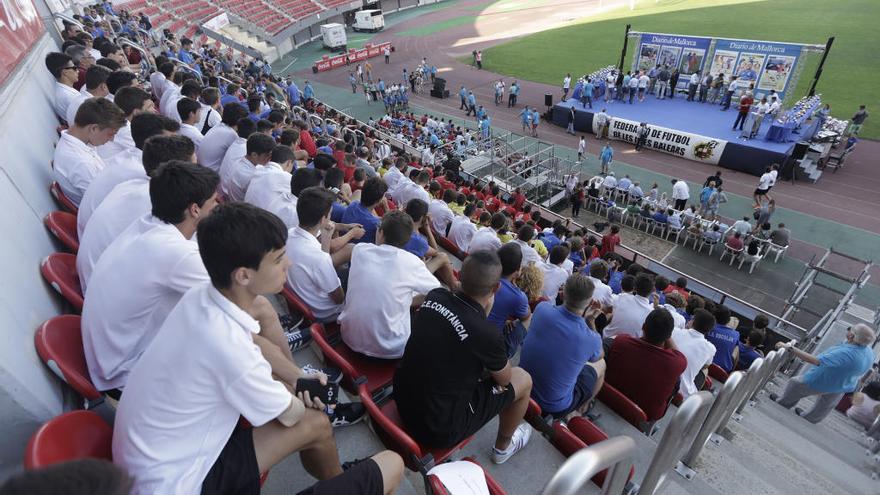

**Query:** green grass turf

left=479, top=0, right=880, bottom=138
left=397, top=15, right=478, bottom=36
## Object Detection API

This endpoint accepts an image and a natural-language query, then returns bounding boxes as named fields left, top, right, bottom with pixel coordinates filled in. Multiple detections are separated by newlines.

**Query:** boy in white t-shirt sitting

left=287, top=187, right=365, bottom=323
left=113, top=203, right=403, bottom=495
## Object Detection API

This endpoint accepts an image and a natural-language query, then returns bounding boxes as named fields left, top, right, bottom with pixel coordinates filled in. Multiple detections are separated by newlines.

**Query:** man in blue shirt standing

left=520, top=274, right=605, bottom=419
left=286, top=79, right=300, bottom=106
left=178, top=38, right=195, bottom=65
left=600, top=143, right=614, bottom=175
left=772, top=324, right=875, bottom=423
left=303, top=80, right=314, bottom=101
left=459, top=86, right=468, bottom=110
left=705, top=305, right=740, bottom=373
left=487, top=243, right=532, bottom=358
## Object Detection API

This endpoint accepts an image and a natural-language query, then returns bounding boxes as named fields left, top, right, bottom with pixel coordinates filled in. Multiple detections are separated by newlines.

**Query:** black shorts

left=754, top=187, right=768, bottom=196
left=297, top=458, right=384, bottom=495
left=422, top=381, right=514, bottom=449
left=546, top=365, right=599, bottom=419
left=201, top=426, right=260, bottom=495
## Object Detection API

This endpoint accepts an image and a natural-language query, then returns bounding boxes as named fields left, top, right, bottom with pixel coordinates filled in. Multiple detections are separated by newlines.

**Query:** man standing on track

left=459, top=86, right=468, bottom=110
left=508, top=81, right=519, bottom=107
left=562, top=73, right=571, bottom=100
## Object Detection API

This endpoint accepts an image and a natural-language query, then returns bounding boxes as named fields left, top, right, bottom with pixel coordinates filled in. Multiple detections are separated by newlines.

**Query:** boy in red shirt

left=599, top=224, right=621, bottom=256
left=605, top=309, right=687, bottom=421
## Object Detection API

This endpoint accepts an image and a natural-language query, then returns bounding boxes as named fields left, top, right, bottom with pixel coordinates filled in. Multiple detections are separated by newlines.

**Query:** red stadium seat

left=34, top=315, right=102, bottom=404
left=49, top=181, right=78, bottom=214
left=40, top=253, right=84, bottom=311
left=596, top=383, right=652, bottom=434
left=431, top=227, right=467, bottom=261
left=551, top=418, right=635, bottom=487
left=310, top=323, right=396, bottom=399
left=708, top=363, right=729, bottom=382
left=427, top=457, right=508, bottom=495
left=282, top=284, right=316, bottom=324
left=24, top=410, right=112, bottom=469
left=358, top=384, right=474, bottom=473
left=44, top=211, right=79, bottom=253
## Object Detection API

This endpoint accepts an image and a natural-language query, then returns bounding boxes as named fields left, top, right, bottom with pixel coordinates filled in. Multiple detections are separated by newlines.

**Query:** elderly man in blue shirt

left=771, top=324, right=875, bottom=423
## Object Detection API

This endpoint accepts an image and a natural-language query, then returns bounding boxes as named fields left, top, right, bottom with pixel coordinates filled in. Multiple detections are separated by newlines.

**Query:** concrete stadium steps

left=217, top=25, right=276, bottom=60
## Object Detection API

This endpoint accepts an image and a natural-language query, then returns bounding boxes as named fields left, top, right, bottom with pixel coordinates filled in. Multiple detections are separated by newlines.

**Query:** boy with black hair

left=672, top=308, right=717, bottom=397
left=340, top=211, right=441, bottom=359
left=98, top=86, right=156, bottom=159
left=540, top=244, right=571, bottom=300
left=198, top=102, right=250, bottom=172
left=287, top=187, right=364, bottom=322
left=605, top=308, right=687, bottom=420
left=46, top=52, right=81, bottom=122
left=395, top=250, right=534, bottom=463
left=429, top=187, right=456, bottom=235
left=256, top=119, right=275, bottom=135
left=403, top=199, right=459, bottom=289
left=468, top=212, right=506, bottom=253
left=245, top=145, right=294, bottom=212
left=340, top=176, right=388, bottom=244
left=114, top=202, right=403, bottom=495
left=222, top=132, right=275, bottom=201
left=449, top=203, right=478, bottom=252
left=79, top=113, right=180, bottom=235
left=83, top=161, right=219, bottom=392
left=198, top=87, right=222, bottom=135
left=77, top=135, right=196, bottom=289
left=736, top=329, right=765, bottom=371
left=706, top=304, right=741, bottom=373
left=105, top=70, right=137, bottom=100
left=66, top=65, right=111, bottom=125
left=512, top=224, right=542, bottom=266
left=177, top=97, right=204, bottom=150
left=219, top=117, right=258, bottom=184
left=488, top=243, right=532, bottom=357
left=53, top=98, right=126, bottom=206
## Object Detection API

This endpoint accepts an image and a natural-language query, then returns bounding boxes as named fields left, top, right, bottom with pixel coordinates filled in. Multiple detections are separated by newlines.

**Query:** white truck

left=353, top=9, right=384, bottom=32
left=320, top=23, right=347, bottom=51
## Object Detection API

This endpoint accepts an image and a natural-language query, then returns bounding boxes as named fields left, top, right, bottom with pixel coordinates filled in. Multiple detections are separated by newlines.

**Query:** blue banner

left=712, top=39, right=803, bottom=97
left=635, top=34, right=712, bottom=77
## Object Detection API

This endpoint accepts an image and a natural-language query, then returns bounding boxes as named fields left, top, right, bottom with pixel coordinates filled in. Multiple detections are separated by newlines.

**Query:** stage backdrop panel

left=595, top=115, right=728, bottom=165
left=635, top=33, right=711, bottom=92
left=0, top=0, right=43, bottom=88
left=713, top=39, right=803, bottom=99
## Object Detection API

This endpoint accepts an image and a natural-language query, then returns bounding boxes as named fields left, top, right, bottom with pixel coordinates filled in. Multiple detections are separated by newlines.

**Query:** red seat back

left=597, top=383, right=649, bottom=431
left=310, top=324, right=397, bottom=396
left=41, top=253, right=84, bottom=311
left=44, top=211, right=79, bottom=253
left=552, top=418, right=633, bottom=487
left=49, top=182, right=78, bottom=214
left=431, top=227, right=466, bottom=261
left=358, top=384, right=473, bottom=473
left=282, top=285, right=316, bottom=324
left=34, top=315, right=101, bottom=401
left=708, top=363, right=729, bottom=382
left=24, top=411, right=111, bottom=469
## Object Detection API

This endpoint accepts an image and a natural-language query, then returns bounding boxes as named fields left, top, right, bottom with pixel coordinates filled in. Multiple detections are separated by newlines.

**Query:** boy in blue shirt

left=402, top=199, right=459, bottom=289
left=736, top=329, right=764, bottom=371
left=340, top=177, right=387, bottom=244
left=706, top=305, right=740, bottom=372
left=520, top=274, right=605, bottom=419
left=487, top=243, right=532, bottom=357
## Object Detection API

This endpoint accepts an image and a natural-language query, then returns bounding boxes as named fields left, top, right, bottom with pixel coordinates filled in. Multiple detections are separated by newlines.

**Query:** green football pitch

left=479, top=0, right=879, bottom=138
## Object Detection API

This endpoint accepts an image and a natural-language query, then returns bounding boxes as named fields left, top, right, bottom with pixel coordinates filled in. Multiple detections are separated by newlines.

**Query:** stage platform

left=551, top=95, right=819, bottom=176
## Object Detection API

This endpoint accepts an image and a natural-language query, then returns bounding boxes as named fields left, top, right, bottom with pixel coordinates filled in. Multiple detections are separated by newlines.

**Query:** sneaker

left=285, top=325, right=312, bottom=352
left=768, top=393, right=779, bottom=402
left=302, top=364, right=343, bottom=384
left=329, top=402, right=366, bottom=428
left=491, top=423, right=532, bottom=464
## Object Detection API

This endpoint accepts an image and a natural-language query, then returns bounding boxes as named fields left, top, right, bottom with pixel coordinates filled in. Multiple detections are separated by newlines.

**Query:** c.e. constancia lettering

left=421, top=300, right=469, bottom=341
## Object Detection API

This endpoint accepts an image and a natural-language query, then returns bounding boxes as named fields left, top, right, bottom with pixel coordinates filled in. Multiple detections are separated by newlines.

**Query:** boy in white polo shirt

left=340, top=211, right=441, bottom=359
left=244, top=145, right=294, bottom=211
left=176, top=97, right=204, bottom=151
left=287, top=187, right=365, bottom=322
left=77, top=135, right=196, bottom=291
left=53, top=97, right=127, bottom=205
left=82, top=161, right=219, bottom=393
left=223, top=132, right=275, bottom=202
left=113, top=203, right=404, bottom=495
left=197, top=103, right=249, bottom=173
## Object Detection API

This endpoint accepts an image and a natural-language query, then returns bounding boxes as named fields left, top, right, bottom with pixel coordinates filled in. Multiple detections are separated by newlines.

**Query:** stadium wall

left=0, top=30, right=74, bottom=478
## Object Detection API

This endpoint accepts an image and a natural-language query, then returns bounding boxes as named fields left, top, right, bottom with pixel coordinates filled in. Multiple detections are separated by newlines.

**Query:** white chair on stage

left=765, top=242, right=788, bottom=262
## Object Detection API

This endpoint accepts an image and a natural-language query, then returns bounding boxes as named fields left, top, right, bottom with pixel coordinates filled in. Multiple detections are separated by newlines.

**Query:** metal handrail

left=541, top=436, right=637, bottom=495
left=717, top=357, right=765, bottom=434
left=748, top=346, right=789, bottom=404
left=736, top=349, right=780, bottom=415
left=637, top=392, right=714, bottom=494
left=52, top=12, right=83, bottom=33
left=679, top=371, right=746, bottom=477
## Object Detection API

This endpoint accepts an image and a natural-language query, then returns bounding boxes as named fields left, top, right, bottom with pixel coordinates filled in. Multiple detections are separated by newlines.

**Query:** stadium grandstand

left=1, top=0, right=879, bottom=494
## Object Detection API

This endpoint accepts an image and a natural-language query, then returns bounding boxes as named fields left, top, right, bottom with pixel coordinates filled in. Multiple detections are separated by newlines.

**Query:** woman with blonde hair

left=516, top=263, right=547, bottom=310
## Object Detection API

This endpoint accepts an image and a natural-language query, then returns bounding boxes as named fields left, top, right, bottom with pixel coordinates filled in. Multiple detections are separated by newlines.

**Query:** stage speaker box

left=544, top=94, right=553, bottom=107
left=433, top=77, right=446, bottom=91
left=430, top=88, right=449, bottom=99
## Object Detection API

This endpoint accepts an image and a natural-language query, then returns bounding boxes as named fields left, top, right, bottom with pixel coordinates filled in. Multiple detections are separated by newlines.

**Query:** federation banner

left=713, top=39, right=803, bottom=97
left=596, top=116, right=727, bottom=165
left=0, top=0, right=44, bottom=87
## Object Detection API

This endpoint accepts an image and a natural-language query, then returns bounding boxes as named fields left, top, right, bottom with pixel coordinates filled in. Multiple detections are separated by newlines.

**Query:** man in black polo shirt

left=393, top=250, right=534, bottom=464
